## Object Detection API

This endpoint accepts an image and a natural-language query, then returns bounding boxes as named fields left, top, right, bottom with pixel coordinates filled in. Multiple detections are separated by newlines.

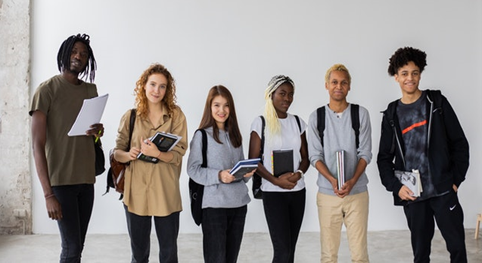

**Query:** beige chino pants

left=317, top=191, right=369, bottom=263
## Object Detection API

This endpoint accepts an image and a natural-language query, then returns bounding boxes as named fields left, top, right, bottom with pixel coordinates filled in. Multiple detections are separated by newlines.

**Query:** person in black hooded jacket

left=377, top=47, right=469, bottom=263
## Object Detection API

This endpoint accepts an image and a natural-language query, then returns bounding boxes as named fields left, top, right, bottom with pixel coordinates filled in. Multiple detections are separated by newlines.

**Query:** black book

left=272, top=149, right=293, bottom=177
left=137, top=132, right=182, bottom=163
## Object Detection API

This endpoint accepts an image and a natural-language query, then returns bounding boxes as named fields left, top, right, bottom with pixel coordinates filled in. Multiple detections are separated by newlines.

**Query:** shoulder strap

left=350, top=104, right=360, bottom=149
left=259, top=116, right=265, bottom=158
left=317, top=105, right=360, bottom=148
left=317, top=106, right=326, bottom=147
left=294, top=115, right=302, bottom=133
left=427, top=89, right=443, bottom=109
left=383, top=100, right=399, bottom=155
left=197, top=129, right=208, bottom=168
left=385, top=101, right=398, bottom=125
left=127, top=109, right=136, bottom=151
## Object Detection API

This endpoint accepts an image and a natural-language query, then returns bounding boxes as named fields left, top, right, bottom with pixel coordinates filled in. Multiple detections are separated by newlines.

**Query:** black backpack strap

left=252, top=116, right=266, bottom=199
left=350, top=104, right=360, bottom=149
left=427, top=89, right=443, bottom=109
left=105, top=109, right=136, bottom=198
left=383, top=101, right=399, bottom=155
left=294, top=115, right=302, bottom=133
left=317, top=106, right=326, bottom=147
left=197, top=129, right=208, bottom=167
left=259, top=116, right=265, bottom=159
left=317, top=105, right=360, bottom=148
left=127, top=109, right=136, bottom=150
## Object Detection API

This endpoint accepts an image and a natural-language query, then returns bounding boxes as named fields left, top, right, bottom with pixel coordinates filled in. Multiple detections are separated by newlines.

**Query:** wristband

left=45, top=193, right=55, bottom=199
left=296, top=169, right=304, bottom=178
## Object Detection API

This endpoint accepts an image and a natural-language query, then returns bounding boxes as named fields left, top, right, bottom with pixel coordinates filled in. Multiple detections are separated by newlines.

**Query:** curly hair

left=388, top=47, right=427, bottom=76
left=134, top=63, right=177, bottom=119
left=57, top=33, right=97, bottom=82
left=198, top=85, right=243, bottom=148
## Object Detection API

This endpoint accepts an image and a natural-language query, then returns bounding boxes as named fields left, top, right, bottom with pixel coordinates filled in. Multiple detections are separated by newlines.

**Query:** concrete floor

left=0, top=230, right=481, bottom=263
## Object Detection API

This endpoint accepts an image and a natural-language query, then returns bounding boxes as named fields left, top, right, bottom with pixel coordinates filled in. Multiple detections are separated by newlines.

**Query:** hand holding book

left=137, top=132, right=182, bottom=163
left=395, top=169, right=422, bottom=198
left=229, top=158, right=260, bottom=182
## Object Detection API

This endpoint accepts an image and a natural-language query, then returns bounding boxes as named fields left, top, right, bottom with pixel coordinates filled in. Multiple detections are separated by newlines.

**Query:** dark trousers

left=52, top=184, right=94, bottom=263
left=124, top=205, right=179, bottom=263
left=263, top=188, right=306, bottom=263
left=403, top=190, right=467, bottom=263
left=201, top=206, right=248, bottom=263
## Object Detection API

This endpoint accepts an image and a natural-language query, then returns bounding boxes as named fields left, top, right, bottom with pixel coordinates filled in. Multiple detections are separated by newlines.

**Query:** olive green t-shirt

left=30, top=75, right=98, bottom=186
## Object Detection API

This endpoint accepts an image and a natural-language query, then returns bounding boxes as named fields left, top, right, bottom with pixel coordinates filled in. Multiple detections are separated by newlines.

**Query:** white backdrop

left=30, top=0, right=482, bottom=234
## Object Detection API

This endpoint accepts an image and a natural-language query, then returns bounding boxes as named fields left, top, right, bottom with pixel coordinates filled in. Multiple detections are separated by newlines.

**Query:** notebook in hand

left=394, top=169, right=423, bottom=197
left=229, top=158, right=260, bottom=181
left=272, top=149, right=293, bottom=177
left=336, top=150, right=345, bottom=190
left=137, top=132, right=182, bottom=163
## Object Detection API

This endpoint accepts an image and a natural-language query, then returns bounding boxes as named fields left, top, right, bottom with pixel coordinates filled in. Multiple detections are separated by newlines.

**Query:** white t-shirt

left=250, top=113, right=307, bottom=192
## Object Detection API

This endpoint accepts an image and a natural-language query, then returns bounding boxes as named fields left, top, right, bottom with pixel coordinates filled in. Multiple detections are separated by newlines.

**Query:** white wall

left=30, top=0, right=482, bottom=234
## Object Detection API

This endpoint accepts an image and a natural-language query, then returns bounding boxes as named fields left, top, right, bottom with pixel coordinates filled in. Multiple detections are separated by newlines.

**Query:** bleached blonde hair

left=264, top=75, right=295, bottom=136
left=325, top=64, right=351, bottom=84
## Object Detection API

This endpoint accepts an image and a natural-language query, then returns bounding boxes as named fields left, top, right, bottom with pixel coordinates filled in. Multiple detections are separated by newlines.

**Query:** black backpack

left=317, top=104, right=360, bottom=149
left=188, top=129, right=207, bottom=226
left=252, top=115, right=301, bottom=199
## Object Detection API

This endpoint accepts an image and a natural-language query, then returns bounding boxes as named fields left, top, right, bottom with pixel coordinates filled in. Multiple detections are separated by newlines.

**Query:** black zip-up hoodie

left=377, top=90, right=469, bottom=206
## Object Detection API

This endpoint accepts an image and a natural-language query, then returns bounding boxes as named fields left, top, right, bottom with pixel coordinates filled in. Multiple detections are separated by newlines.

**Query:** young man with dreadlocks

left=377, top=47, right=469, bottom=262
left=30, top=33, right=103, bottom=263
left=307, top=64, right=372, bottom=262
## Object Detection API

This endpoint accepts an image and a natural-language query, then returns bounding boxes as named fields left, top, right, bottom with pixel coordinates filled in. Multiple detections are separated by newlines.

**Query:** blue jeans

left=263, top=188, right=306, bottom=263
left=52, top=184, right=94, bottom=263
left=201, top=206, right=247, bottom=263
left=124, top=205, right=180, bottom=263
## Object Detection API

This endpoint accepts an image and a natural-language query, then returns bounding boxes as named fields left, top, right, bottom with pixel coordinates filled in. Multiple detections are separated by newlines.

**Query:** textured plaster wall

left=0, top=0, right=32, bottom=234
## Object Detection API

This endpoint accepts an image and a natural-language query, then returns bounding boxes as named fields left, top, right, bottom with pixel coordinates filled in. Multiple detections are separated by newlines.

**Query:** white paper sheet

left=68, top=94, right=109, bottom=136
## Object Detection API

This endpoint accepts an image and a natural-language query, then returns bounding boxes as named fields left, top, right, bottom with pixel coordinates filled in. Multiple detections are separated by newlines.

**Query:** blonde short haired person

left=307, top=64, right=372, bottom=262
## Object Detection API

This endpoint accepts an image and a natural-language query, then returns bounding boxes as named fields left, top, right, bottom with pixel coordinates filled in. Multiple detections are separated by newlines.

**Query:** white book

left=336, top=150, right=345, bottom=190
left=394, top=169, right=423, bottom=197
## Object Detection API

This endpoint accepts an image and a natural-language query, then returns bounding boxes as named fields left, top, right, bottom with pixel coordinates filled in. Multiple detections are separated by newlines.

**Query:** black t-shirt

left=397, top=91, right=437, bottom=201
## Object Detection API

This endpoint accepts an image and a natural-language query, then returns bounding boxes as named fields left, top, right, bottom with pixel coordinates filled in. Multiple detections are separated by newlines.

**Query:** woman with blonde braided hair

left=248, top=75, right=309, bottom=263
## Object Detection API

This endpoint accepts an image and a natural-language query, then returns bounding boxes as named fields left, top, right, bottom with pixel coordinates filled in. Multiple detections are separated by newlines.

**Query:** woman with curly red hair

left=113, top=63, right=188, bottom=263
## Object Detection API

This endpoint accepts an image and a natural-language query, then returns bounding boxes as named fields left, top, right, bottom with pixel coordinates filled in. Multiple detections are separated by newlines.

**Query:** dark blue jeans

left=403, top=190, right=467, bottom=263
left=263, top=188, right=306, bottom=263
left=124, top=205, right=180, bottom=263
left=201, top=205, right=247, bottom=263
left=52, top=184, right=94, bottom=263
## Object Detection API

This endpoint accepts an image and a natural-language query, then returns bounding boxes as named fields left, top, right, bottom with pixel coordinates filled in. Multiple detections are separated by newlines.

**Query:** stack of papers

left=68, top=94, right=109, bottom=136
